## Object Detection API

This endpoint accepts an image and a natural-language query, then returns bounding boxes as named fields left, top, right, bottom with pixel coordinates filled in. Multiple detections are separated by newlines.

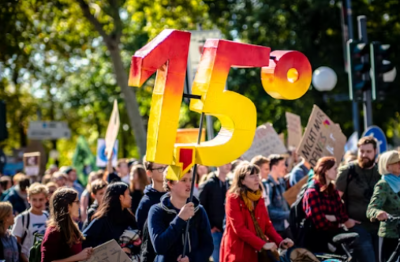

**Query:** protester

left=220, top=162, right=293, bottom=262
left=135, top=160, right=167, bottom=233
left=343, top=151, right=357, bottom=166
left=41, top=187, right=93, bottom=262
left=336, top=136, right=381, bottom=262
left=117, top=159, right=130, bottom=184
left=4, top=175, right=30, bottom=215
left=60, top=166, right=84, bottom=198
left=45, top=182, right=57, bottom=212
left=199, top=162, right=231, bottom=262
left=83, top=182, right=141, bottom=260
left=147, top=168, right=213, bottom=262
left=130, top=165, right=150, bottom=214
left=251, top=155, right=271, bottom=207
left=302, top=157, right=354, bottom=253
left=82, top=179, right=108, bottom=230
left=52, top=172, right=68, bottom=188
left=80, top=171, right=103, bottom=223
left=0, top=201, right=20, bottom=262
left=193, top=165, right=209, bottom=198
left=41, top=175, right=52, bottom=185
left=265, top=154, right=292, bottom=239
left=367, top=150, right=400, bottom=261
left=289, top=157, right=311, bottom=187
left=12, top=183, right=48, bottom=261
left=0, top=175, right=12, bottom=194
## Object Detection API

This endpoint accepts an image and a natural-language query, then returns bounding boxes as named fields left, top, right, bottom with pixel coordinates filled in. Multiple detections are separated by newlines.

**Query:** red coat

left=220, top=193, right=283, bottom=262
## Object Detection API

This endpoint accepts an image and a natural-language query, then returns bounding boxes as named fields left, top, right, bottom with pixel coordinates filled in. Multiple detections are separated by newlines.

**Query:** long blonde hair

left=228, top=162, right=261, bottom=196
left=0, top=202, right=13, bottom=236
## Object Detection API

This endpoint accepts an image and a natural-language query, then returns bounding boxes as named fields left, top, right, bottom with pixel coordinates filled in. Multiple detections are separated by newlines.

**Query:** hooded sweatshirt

left=135, top=185, right=166, bottom=232
left=147, top=193, right=213, bottom=262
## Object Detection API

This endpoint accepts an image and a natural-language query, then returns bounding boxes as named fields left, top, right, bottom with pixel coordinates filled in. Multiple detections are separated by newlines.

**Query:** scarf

left=241, top=190, right=262, bottom=212
left=241, top=190, right=280, bottom=262
left=383, top=174, right=400, bottom=194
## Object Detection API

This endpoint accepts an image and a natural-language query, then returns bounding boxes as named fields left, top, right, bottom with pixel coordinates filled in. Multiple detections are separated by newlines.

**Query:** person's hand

left=377, top=211, right=389, bottom=221
left=177, top=255, right=189, bottom=262
left=75, top=247, right=93, bottom=261
left=344, top=218, right=361, bottom=229
left=325, top=214, right=337, bottom=222
left=263, top=242, right=277, bottom=252
left=280, top=238, right=294, bottom=249
left=211, top=227, right=221, bottom=234
left=122, top=247, right=131, bottom=254
left=178, top=202, right=195, bottom=221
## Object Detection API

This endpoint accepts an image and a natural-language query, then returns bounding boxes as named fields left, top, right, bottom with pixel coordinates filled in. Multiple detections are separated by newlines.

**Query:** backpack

left=29, top=233, right=44, bottom=262
left=342, top=163, right=357, bottom=211
left=288, top=181, right=314, bottom=247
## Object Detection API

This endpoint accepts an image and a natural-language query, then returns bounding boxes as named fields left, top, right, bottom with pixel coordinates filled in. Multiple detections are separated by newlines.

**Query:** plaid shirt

left=303, top=180, right=348, bottom=230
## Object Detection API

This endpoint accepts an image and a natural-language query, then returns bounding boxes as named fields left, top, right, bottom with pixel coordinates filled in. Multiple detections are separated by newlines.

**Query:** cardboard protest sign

left=283, top=175, right=308, bottom=206
left=242, top=123, right=287, bottom=161
left=176, top=128, right=206, bottom=144
left=23, top=152, right=40, bottom=176
left=96, top=139, right=118, bottom=167
left=83, top=239, right=131, bottom=262
left=105, top=100, right=120, bottom=160
left=285, top=112, right=302, bottom=150
left=297, top=105, right=347, bottom=167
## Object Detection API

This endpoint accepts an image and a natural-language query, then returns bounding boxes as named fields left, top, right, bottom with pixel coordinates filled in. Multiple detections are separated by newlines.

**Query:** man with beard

left=336, top=136, right=380, bottom=262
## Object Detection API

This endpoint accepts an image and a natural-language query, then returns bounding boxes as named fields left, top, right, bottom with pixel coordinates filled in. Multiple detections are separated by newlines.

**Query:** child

left=12, top=182, right=49, bottom=261
left=82, top=179, right=108, bottom=229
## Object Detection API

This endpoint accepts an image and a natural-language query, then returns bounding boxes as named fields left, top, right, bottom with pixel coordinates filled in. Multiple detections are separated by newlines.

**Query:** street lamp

left=312, top=66, right=338, bottom=92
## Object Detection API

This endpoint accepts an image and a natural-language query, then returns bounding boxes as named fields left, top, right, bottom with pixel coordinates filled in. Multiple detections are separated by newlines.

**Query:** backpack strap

left=21, top=210, right=30, bottom=245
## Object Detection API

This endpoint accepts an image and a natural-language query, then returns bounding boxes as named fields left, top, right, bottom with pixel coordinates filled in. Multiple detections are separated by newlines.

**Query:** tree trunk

left=108, top=42, right=147, bottom=158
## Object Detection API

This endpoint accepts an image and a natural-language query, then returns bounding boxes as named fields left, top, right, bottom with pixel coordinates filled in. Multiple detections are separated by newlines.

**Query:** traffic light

left=347, top=39, right=370, bottom=100
left=370, top=41, right=395, bottom=100
left=0, top=101, right=8, bottom=142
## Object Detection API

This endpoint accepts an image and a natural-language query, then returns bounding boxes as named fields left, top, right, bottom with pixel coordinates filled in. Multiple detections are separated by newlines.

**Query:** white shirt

left=12, top=211, right=48, bottom=258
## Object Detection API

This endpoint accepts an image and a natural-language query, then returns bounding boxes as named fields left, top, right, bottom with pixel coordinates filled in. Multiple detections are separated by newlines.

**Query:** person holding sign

left=41, top=188, right=93, bottom=262
left=302, top=157, right=352, bottom=253
left=147, top=168, right=213, bottom=262
left=220, top=162, right=293, bottom=262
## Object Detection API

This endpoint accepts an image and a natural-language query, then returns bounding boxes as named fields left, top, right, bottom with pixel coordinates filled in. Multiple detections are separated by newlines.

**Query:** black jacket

left=198, top=173, right=229, bottom=231
left=82, top=201, right=99, bottom=230
left=135, top=185, right=166, bottom=232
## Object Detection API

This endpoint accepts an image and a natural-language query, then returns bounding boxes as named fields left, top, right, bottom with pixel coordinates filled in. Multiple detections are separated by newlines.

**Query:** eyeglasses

left=150, top=166, right=167, bottom=174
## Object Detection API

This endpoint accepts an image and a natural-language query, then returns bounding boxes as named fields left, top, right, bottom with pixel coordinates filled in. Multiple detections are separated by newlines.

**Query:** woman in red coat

left=220, top=162, right=294, bottom=262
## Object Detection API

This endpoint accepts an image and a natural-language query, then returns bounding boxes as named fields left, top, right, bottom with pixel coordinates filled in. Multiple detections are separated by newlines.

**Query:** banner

left=296, top=105, right=347, bottom=167
left=344, top=132, right=358, bottom=153
left=242, top=123, right=287, bottom=161
left=72, top=136, right=97, bottom=186
left=23, top=152, right=40, bottom=176
left=96, top=139, right=118, bottom=167
left=105, top=100, right=120, bottom=160
left=285, top=112, right=302, bottom=150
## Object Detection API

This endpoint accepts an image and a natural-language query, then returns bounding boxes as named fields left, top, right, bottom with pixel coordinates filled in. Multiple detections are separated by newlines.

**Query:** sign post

left=362, top=125, right=387, bottom=154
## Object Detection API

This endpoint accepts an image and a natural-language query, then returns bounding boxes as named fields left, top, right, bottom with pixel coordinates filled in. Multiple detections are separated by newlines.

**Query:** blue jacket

left=3, top=186, right=28, bottom=214
left=264, top=175, right=290, bottom=232
left=148, top=193, right=213, bottom=262
left=289, top=163, right=310, bottom=187
left=135, top=185, right=166, bottom=232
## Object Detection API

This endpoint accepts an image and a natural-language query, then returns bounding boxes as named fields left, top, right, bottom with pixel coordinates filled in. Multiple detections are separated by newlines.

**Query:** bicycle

left=384, top=215, right=400, bottom=262
left=314, top=232, right=359, bottom=262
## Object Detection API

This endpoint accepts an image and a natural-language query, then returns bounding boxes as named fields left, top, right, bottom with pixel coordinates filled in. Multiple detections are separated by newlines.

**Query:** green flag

left=72, top=136, right=97, bottom=186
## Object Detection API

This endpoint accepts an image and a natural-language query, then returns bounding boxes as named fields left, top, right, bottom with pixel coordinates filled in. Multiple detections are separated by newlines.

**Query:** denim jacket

left=264, top=175, right=290, bottom=232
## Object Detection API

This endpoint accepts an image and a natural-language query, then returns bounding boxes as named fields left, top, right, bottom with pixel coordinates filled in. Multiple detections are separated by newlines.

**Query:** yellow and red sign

left=129, top=29, right=312, bottom=180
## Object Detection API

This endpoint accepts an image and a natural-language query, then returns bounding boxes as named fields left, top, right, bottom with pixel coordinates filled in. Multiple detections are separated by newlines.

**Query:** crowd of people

left=0, top=135, right=399, bottom=262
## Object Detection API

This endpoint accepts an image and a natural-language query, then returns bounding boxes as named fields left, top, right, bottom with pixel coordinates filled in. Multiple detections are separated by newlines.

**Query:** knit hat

left=378, top=150, right=400, bottom=175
